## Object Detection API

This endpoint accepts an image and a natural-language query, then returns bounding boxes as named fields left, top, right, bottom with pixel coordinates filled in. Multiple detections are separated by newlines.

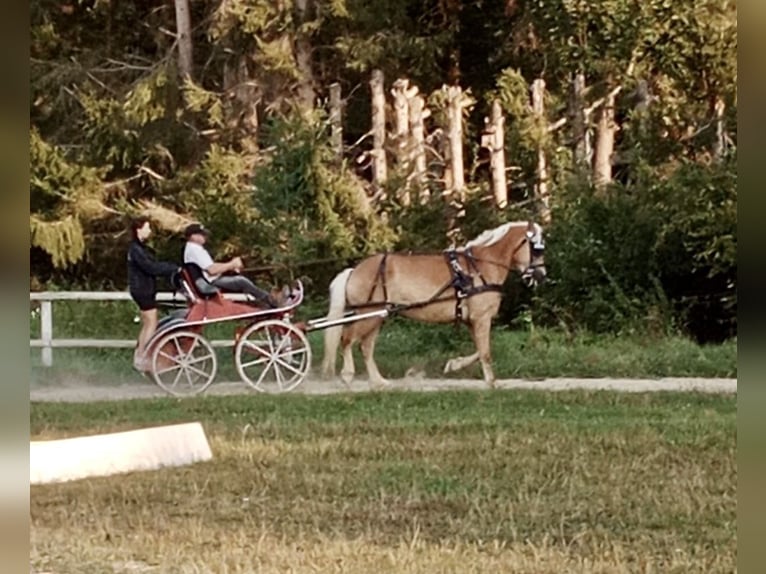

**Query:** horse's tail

left=321, top=267, right=354, bottom=378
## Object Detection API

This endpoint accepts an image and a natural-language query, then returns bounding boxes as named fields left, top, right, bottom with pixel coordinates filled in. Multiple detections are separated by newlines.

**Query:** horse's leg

left=339, top=326, right=356, bottom=386
left=469, top=316, right=495, bottom=388
left=443, top=352, right=480, bottom=374
left=359, top=320, right=388, bottom=389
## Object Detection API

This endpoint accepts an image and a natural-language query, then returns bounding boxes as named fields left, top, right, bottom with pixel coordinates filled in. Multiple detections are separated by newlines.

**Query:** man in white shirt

left=183, top=223, right=278, bottom=308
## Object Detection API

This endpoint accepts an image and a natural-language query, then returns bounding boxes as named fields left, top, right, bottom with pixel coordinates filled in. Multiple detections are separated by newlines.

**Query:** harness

left=349, top=246, right=513, bottom=324
left=443, top=248, right=504, bottom=322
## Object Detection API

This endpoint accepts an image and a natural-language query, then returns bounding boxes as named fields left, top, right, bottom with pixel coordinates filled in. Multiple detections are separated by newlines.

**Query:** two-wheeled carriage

left=142, top=264, right=312, bottom=397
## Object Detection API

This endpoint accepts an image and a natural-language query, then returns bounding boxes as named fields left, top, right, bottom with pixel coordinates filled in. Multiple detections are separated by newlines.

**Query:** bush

left=531, top=157, right=736, bottom=342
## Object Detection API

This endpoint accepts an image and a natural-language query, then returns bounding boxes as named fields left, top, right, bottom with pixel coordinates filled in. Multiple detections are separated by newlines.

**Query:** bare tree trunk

left=712, top=96, right=726, bottom=161
left=392, top=79, right=410, bottom=146
left=370, top=69, right=388, bottom=188
left=223, top=56, right=259, bottom=154
left=531, top=79, right=551, bottom=224
left=482, top=101, right=508, bottom=208
left=174, top=0, right=193, bottom=80
left=294, top=0, right=316, bottom=110
left=329, top=82, right=343, bottom=161
left=592, top=90, right=617, bottom=191
left=408, top=93, right=428, bottom=199
left=391, top=78, right=411, bottom=205
left=488, top=100, right=508, bottom=208
left=447, top=86, right=465, bottom=199
left=570, top=73, right=590, bottom=170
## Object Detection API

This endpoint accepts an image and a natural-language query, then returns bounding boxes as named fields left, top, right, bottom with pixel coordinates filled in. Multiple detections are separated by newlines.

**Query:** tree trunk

left=531, top=79, right=551, bottom=224
left=712, top=96, right=726, bottom=161
left=174, top=0, right=193, bottom=80
left=447, top=86, right=465, bottom=199
left=570, top=73, right=590, bottom=170
left=392, top=79, right=410, bottom=145
left=482, top=100, right=508, bottom=209
left=294, top=0, right=316, bottom=110
left=408, top=93, right=428, bottom=199
left=592, top=90, right=617, bottom=191
left=391, top=78, right=411, bottom=205
left=223, top=56, right=259, bottom=154
left=329, top=82, right=343, bottom=162
left=369, top=69, right=388, bottom=187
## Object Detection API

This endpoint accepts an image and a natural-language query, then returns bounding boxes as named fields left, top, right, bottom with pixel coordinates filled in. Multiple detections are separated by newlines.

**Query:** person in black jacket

left=127, top=216, right=179, bottom=371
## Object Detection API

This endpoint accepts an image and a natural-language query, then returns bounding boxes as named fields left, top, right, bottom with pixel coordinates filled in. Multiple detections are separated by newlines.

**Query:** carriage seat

left=180, top=262, right=221, bottom=299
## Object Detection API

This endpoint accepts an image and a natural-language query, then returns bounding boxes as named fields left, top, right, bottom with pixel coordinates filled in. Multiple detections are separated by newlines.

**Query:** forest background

left=30, top=0, right=737, bottom=344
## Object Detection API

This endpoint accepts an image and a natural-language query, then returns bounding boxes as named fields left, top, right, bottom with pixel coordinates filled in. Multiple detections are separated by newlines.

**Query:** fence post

left=41, top=300, right=53, bottom=367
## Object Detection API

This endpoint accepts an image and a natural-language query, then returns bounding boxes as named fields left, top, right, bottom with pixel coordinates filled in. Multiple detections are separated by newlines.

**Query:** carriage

left=142, top=263, right=314, bottom=397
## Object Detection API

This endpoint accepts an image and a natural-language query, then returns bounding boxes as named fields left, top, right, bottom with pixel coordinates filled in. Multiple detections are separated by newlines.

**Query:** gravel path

left=30, top=376, right=737, bottom=403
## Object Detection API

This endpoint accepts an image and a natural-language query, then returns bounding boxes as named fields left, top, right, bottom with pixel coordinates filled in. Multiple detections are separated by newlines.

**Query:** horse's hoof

left=443, top=360, right=455, bottom=374
left=340, top=371, right=354, bottom=387
left=371, top=380, right=390, bottom=391
left=320, top=368, right=334, bottom=381
left=404, top=367, right=425, bottom=379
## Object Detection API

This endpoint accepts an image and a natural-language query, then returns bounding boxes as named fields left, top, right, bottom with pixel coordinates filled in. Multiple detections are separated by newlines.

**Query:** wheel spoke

left=273, top=361, right=284, bottom=391
left=158, top=349, right=181, bottom=364
left=241, top=356, right=270, bottom=369
left=171, top=364, right=185, bottom=387
left=187, top=336, right=200, bottom=357
left=254, top=357, right=275, bottom=388
left=242, top=340, right=270, bottom=355
left=173, top=337, right=184, bottom=359
left=186, top=352, right=215, bottom=366
left=274, top=350, right=306, bottom=376
left=156, top=363, right=182, bottom=376
left=183, top=365, right=195, bottom=388
left=186, top=362, right=213, bottom=379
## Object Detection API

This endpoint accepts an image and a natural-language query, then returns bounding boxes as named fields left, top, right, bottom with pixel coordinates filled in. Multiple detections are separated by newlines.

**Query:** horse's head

left=518, top=222, right=546, bottom=287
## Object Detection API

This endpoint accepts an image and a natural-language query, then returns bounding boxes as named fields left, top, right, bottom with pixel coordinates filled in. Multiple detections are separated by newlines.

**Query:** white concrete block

left=30, top=422, right=213, bottom=485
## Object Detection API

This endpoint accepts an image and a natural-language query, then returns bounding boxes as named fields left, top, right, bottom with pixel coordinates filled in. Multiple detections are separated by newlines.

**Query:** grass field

left=30, top=390, right=736, bottom=573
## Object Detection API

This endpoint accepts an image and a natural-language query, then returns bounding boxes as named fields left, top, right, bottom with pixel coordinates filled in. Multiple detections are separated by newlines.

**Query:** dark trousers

left=212, top=275, right=276, bottom=307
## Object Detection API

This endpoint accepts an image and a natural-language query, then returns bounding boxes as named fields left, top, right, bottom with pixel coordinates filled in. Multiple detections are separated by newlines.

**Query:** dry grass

left=30, top=391, right=736, bottom=573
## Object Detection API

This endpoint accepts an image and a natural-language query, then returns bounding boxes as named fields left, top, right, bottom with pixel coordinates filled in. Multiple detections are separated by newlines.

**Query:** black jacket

left=127, top=239, right=178, bottom=295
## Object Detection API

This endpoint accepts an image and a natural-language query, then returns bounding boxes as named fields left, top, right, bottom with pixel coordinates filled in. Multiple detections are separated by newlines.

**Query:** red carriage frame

left=142, top=263, right=311, bottom=397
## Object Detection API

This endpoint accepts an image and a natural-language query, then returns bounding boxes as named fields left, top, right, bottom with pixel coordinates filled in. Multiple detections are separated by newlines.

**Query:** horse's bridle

left=467, top=232, right=546, bottom=287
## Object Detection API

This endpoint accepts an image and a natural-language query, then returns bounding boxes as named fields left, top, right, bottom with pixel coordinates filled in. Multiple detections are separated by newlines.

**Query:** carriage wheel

left=150, top=330, right=218, bottom=397
left=234, top=320, right=311, bottom=393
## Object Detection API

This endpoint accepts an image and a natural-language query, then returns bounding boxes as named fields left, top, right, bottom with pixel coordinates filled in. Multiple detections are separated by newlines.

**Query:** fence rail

left=30, top=291, right=249, bottom=367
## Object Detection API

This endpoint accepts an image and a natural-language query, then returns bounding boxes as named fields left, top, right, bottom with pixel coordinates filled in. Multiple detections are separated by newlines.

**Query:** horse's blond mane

left=463, top=222, right=526, bottom=249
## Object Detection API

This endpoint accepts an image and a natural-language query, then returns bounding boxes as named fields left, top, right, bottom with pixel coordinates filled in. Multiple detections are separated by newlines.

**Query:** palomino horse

left=320, top=221, right=546, bottom=388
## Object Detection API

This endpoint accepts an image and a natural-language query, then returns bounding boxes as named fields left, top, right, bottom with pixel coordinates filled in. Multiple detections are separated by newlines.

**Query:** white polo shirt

left=183, top=241, right=218, bottom=281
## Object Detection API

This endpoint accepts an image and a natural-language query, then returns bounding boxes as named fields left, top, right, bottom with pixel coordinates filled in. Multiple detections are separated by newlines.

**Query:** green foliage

left=537, top=180, right=669, bottom=334
left=533, top=158, right=736, bottom=341
left=30, top=129, right=110, bottom=268
left=249, top=111, right=397, bottom=283
left=28, top=0, right=736, bottom=344
left=649, top=154, right=737, bottom=341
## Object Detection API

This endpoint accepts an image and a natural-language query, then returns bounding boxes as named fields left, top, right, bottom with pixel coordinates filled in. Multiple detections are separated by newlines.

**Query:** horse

left=320, top=220, right=547, bottom=388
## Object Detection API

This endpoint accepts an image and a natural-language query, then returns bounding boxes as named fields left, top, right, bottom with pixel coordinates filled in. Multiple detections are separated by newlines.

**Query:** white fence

left=30, top=291, right=249, bottom=367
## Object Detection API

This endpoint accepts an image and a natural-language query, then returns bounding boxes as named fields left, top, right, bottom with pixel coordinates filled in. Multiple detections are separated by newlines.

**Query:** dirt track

left=30, top=376, right=737, bottom=403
